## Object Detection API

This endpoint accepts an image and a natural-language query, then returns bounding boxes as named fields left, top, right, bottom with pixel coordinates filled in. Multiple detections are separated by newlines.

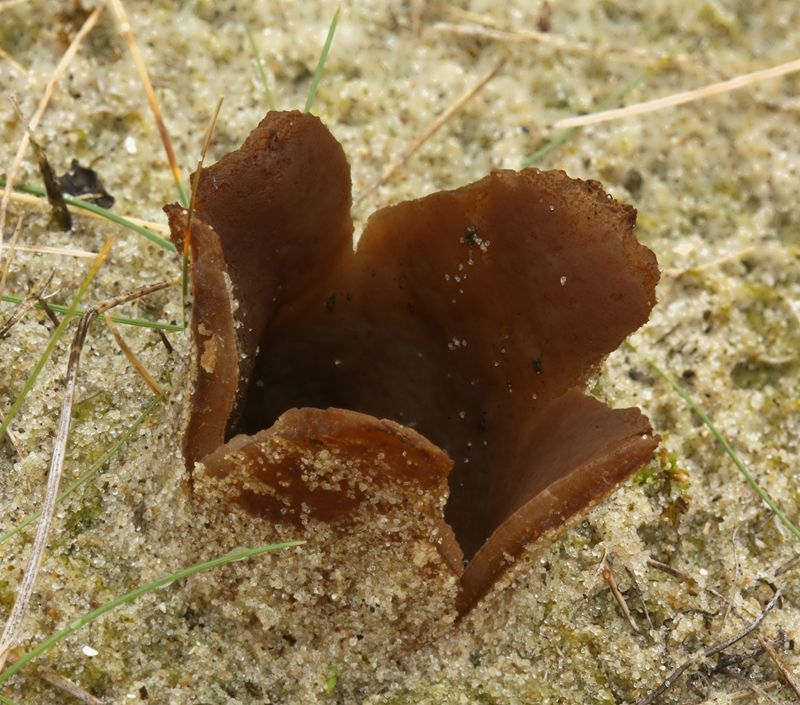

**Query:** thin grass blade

left=0, top=542, right=304, bottom=684
left=304, top=7, right=340, bottom=113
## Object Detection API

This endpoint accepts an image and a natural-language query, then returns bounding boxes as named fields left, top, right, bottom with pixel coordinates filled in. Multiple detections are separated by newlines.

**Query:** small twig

left=38, top=297, right=60, bottom=328
left=555, top=55, right=800, bottom=129
left=725, top=671, right=782, bottom=705
left=731, top=681, right=781, bottom=701
left=0, top=273, right=54, bottom=338
left=108, top=0, right=188, bottom=206
left=757, top=634, right=800, bottom=700
left=355, top=56, right=506, bottom=205
left=600, top=559, right=639, bottom=632
left=646, top=557, right=732, bottom=607
left=103, top=311, right=166, bottom=397
left=633, top=590, right=782, bottom=705
left=0, top=268, right=174, bottom=669
left=775, top=554, right=800, bottom=577
left=0, top=5, right=103, bottom=274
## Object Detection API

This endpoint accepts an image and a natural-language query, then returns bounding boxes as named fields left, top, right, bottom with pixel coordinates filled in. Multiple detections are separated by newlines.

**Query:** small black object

left=59, top=159, right=115, bottom=209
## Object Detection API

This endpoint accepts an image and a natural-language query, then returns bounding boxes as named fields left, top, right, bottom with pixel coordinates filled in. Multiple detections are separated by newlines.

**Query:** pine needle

left=0, top=216, right=24, bottom=302
left=555, top=55, right=800, bottom=129
left=108, top=0, right=189, bottom=206
left=304, top=7, right=340, bottom=113
left=0, top=542, right=303, bottom=685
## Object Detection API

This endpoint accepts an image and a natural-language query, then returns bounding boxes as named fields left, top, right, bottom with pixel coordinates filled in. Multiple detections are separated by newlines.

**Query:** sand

left=0, top=0, right=798, bottom=703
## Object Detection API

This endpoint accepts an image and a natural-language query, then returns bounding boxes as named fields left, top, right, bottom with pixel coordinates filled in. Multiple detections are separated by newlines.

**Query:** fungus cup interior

left=165, top=110, right=660, bottom=614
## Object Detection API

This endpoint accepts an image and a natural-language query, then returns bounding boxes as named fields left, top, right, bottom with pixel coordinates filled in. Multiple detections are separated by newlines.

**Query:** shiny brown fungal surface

left=166, top=110, right=660, bottom=615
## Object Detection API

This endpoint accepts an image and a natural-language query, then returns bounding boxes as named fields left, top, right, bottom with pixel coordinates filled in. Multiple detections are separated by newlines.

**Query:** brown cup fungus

left=165, top=111, right=660, bottom=623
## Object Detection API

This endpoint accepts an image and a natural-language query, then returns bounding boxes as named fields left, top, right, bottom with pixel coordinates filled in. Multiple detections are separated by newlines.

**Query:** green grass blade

left=0, top=241, right=112, bottom=443
left=521, top=69, right=648, bottom=167
left=643, top=354, right=800, bottom=543
left=3, top=182, right=175, bottom=253
left=0, top=397, right=161, bottom=545
left=0, top=542, right=304, bottom=684
left=0, top=694, right=18, bottom=705
left=1, top=294, right=183, bottom=332
left=245, top=24, right=276, bottom=110
left=304, top=7, right=340, bottom=113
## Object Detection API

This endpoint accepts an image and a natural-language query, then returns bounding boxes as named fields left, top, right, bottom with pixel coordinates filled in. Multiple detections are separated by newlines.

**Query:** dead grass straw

left=555, top=55, right=800, bottom=128
left=107, top=0, right=189, bottom=206
left=355, top=56, right=506, bottom=205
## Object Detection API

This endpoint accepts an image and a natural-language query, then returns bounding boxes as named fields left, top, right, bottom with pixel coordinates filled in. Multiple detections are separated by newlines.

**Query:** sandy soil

left=0, top=1, right=798, bottom=703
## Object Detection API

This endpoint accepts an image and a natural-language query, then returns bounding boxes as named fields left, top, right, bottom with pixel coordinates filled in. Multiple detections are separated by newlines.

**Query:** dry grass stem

left=355, top=57, right=506, bottom=205
left=731, top=681, right=781, bottom=701
left=1, top=243, right=97, bottom=259
left=0, top=216, right=24, bottom=302
left=757, top=635, right=800, bottom=700
left=0, top=45, right=27, bottom=75
left=108, top=0, right=188, bottom=206
left=555, top=55, right=800, bottom=128
left=0, top=259, right=175, bottom=671
left=0, top=188, right=169, bottom=235
left=103, top=311, right=165, bottom=397
left=185, top=97, right=225, bottom=255
left=0, top=5, right=103, bottom=273
left=600, top=559, right=639, bottom=632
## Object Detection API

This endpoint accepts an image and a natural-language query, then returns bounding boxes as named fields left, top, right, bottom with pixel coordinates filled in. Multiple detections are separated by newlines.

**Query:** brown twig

left=354, top=57, right=506, bottom=206
left=0, top=5, right=103, bottom=273
left=600, top=559, right=639, bottom=632
left=775, top=554, right=800, bottom=577
left=0, top=267, right=175, bottom=670
left=725, top=671, right=782, bottom=705
left=633, top=590, right=782, bottom=705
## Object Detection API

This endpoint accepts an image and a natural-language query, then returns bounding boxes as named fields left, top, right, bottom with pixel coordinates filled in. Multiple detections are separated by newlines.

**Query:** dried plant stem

left=1, top=242, right=97, bottom=259
left=0, top=5, right=103, bottom=272
left=600, top=559, right=639, bottom=632
left=556, top=55, right=800, bottom=128
left=757, top=634, right=800, bottom=700
left=103, top=312, right=166, bottom=397
left=107, top=0, right=188, bottom=206
left=0, top=45, right=27, bottom=75
left=355, top=57, right=506, bottom=205
left=0, top=186, right=172, bottom=245
left=4, top=654, right=102, bottom=705
left=0, top=216, right=24, bottom=302
left=634, top=590, right=782, bottom=705
left=0, top=407, right=24, bottom=459
left=0, top=274, right=176, bottom=669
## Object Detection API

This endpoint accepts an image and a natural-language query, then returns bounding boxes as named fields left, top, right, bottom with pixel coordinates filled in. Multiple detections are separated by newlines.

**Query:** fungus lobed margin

left=165, top=110, right=660, bottom=614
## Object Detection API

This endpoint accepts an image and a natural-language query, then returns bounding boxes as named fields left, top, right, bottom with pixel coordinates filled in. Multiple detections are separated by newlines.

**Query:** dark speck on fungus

left=165, top=110, right=660, bottom=619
